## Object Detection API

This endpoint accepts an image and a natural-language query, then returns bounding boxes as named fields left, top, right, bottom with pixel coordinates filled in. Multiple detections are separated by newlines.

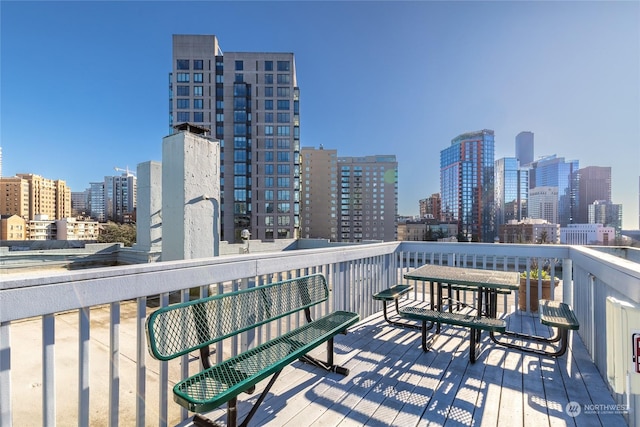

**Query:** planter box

left=518, top=277, right=559, bottom=312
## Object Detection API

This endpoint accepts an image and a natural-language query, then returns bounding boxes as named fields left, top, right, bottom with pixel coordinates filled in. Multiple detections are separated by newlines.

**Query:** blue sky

left=2, top=1, right=639, bottom=229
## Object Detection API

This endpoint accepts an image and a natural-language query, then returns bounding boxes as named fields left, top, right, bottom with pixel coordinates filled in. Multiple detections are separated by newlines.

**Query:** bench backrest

left=146, top=273, right=329, bottom=361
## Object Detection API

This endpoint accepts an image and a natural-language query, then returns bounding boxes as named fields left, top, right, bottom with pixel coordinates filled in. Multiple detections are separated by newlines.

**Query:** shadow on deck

left=185, top=306, right=627, bottom=427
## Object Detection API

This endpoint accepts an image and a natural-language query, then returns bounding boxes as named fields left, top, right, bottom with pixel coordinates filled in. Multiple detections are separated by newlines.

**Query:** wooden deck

left=184, top=304, right=627, bottom=427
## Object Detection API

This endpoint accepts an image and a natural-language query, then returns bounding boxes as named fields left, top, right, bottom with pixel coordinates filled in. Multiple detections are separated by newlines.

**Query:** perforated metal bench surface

left=399, top=306, right=506, bottom=332
left=372, top=284, right=413, bottom=301
left=539, top=299, right=580, bottom=330
left=145, top=273, right=359, bottom=426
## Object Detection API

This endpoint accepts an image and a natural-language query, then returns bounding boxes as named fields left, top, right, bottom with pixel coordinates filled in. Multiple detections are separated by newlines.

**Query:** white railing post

left=43, top=314, right=56, bottom=427
left=79, top=308, right=90, bottom=426
left=0, top=322, right=11, bottom=427
left=136, top=297, right=146, bottom=427
left=109, top=302, right=120, bottom=427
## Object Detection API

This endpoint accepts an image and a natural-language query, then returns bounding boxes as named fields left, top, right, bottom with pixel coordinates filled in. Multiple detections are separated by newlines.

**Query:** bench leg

left=299, top=337, right=351, bottom=376
left=469, top=328, right=483, bottom=363
left=380, top=300, right=423, bottom=330
left=490, top=327, right=570, bottom=357
left=420, top=320, right=438, bottom=352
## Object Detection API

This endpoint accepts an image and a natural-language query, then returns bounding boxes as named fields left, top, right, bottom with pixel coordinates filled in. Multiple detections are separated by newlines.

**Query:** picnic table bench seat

left=146, top=273, right=359, bottom=427
left=372, top=284, right=420, bottom=329
left=490, top=299, right=579, bottom=357
left=399, top=305, right=506, bottom=363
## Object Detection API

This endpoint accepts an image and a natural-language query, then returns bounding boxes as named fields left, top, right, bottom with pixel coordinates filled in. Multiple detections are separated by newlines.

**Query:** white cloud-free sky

left=2, top=1, right=639, bottom=229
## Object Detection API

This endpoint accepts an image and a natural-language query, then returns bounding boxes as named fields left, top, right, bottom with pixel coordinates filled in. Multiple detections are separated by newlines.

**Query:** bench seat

left=399, top=306, right=506, bottom=332
left=539, top=299, right=580, bottom=330
left=398, top=305, right=506, bottom=363
left=176, top=310, right=359, bottom=412
left=372, top=284, right=413, bottom=301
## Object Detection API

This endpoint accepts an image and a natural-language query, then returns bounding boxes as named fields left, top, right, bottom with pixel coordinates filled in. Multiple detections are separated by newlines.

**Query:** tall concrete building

left=300, top=146, right=338, bottom=240
left=529, top=186, right=559, bottom=224
left=0, top=174, right=70, bottom=220
left=170, top=34, right=300, bottom=242
left=105, top=173, right=137, bottom=223
left=515, top=131, right=534, bottom=166
left=89, top=182, right=105, bottom=222
left=529, top=155, right=579, bottom=227
left=440, top=130, right=495, bottom=242
left=577, top=166, right=611, bottom=224
left=336, top=155, right=398, bottom=242
left=495, top=157, right=528, bottom=226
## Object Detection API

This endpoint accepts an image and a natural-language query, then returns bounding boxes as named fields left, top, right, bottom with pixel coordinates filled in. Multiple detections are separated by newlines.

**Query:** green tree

left=98, top=222, right=136, bottom=247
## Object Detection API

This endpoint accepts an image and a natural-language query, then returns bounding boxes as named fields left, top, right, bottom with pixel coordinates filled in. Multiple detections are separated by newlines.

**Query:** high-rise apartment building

left=337, top=155, right=398, bottom=242
left=0, top=174, right=70, bottom=220
left=419, top=193, right=441, bottom=220
left=528, top=155, right=579, bottom=227
left=577, top=166, right=611, bottom=224
left=588, top=200, right=622, bottom=235
left=300, top=146, right=338, bottom=240
left=0, top=176, right=30, bottom=219
left=105, top=173, right=136, bottom=223
left=495, top=157, right=528, bottom=226
left=170, top=34, right=300, bottom=242
left=515, top=131, right=534, bottom=166
left=440, top=130, right=495, bottom=242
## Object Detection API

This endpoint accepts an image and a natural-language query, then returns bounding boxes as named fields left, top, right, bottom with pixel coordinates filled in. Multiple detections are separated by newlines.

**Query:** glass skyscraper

left=170, top=35, right=300, bottom=242
left=440, top=130, right=495, bottom=242
left=495, top=157, right=528, bottom=226
left=529, top=155, right=579, bottom=227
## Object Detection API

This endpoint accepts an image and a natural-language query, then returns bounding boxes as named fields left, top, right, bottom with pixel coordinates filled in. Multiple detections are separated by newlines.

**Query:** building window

left=265, top=87, right=273, bottom=97
left=235, top=60, right=244, bottom=71
left=264, top=138, right=274, bottom=149
left=277, top=139, right=290, bottom=149
left=193, top=59, right=203, bottom=70
left=194, top=86, right=203, bottom=96
left=177, top=59, right=189, bottom=70
left=265, top=60, right=273, bottom=71
left=235, top=73, right=244, bottom=83
left=177, top=112, right=189, bottom=122
left=277, top=113, right=290, bottom=123
left=277, top=164, right=290, bottom=174
left=265, top=165, right=274, bottom=175
left=277, top=126, right=290, bottom=136
left=265, top=112, right=274, bottom=123
left=265, top=177, right=274, bottom=187
left=277, top=100, right=290, bottom=110
left=265, top=74, right=273, bottom=84
left=277, top=177, right=290, bottom=187
left=265, top=100, right=273, bottom=110
left=277, top=151, right=290, bottom=162
left=277, top=74, right=290, bottom=84
left=193, top=112, right=204, bottom=122
left=177, top=73, right=189, bottom=82
left=277, top=61, right=290, bottom=71
left=277, top=87, right=290, bottom=97
left=194, top=99, right=203, bottom=109
left=176, top=86, right=189, bottom=96
left=264, top=125, right=274, bottom=135
left=265, top=152, right=274, bottom=162
left=177, top=99, right=189, bottom=109
left=194, top=73, right=203, bottom=83
left=265, top=190, right=274, bottom=201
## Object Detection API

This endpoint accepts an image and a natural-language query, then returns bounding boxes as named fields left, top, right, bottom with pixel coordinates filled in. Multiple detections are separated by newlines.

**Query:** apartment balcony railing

left=1, top=241, right=639, bottom=426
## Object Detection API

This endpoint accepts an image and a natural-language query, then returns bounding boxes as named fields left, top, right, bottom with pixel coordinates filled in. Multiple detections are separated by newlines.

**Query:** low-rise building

left=0, top=214, right=27, bottom=240
left=498, top=218, right=559, bottom=244
left=560, top=223, right=615, bottom=245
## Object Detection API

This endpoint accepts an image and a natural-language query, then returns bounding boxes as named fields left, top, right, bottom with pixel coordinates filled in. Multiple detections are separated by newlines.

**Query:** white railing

left=1, top=241, right=638, bottom=426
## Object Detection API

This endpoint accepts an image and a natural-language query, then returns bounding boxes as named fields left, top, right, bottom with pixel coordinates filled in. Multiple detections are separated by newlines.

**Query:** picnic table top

left=404, top=264, right=520, bottom=291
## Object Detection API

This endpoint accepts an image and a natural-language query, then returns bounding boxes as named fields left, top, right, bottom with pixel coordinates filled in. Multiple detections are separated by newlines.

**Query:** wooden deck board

left=186, top=307, right=627, bottom=427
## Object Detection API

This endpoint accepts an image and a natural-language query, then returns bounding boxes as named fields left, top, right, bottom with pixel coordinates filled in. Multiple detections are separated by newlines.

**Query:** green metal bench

left=372, top=284, right=421, bottom=330
left=399, top=305, right=506, bottom=363
left=146, top=273, right=360, bottom=427
left=490, top=299, right=579, bottom=357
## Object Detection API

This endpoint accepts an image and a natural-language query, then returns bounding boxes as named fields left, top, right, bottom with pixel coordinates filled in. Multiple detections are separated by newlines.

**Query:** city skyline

left=2, top=1, right=638, bottom=229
